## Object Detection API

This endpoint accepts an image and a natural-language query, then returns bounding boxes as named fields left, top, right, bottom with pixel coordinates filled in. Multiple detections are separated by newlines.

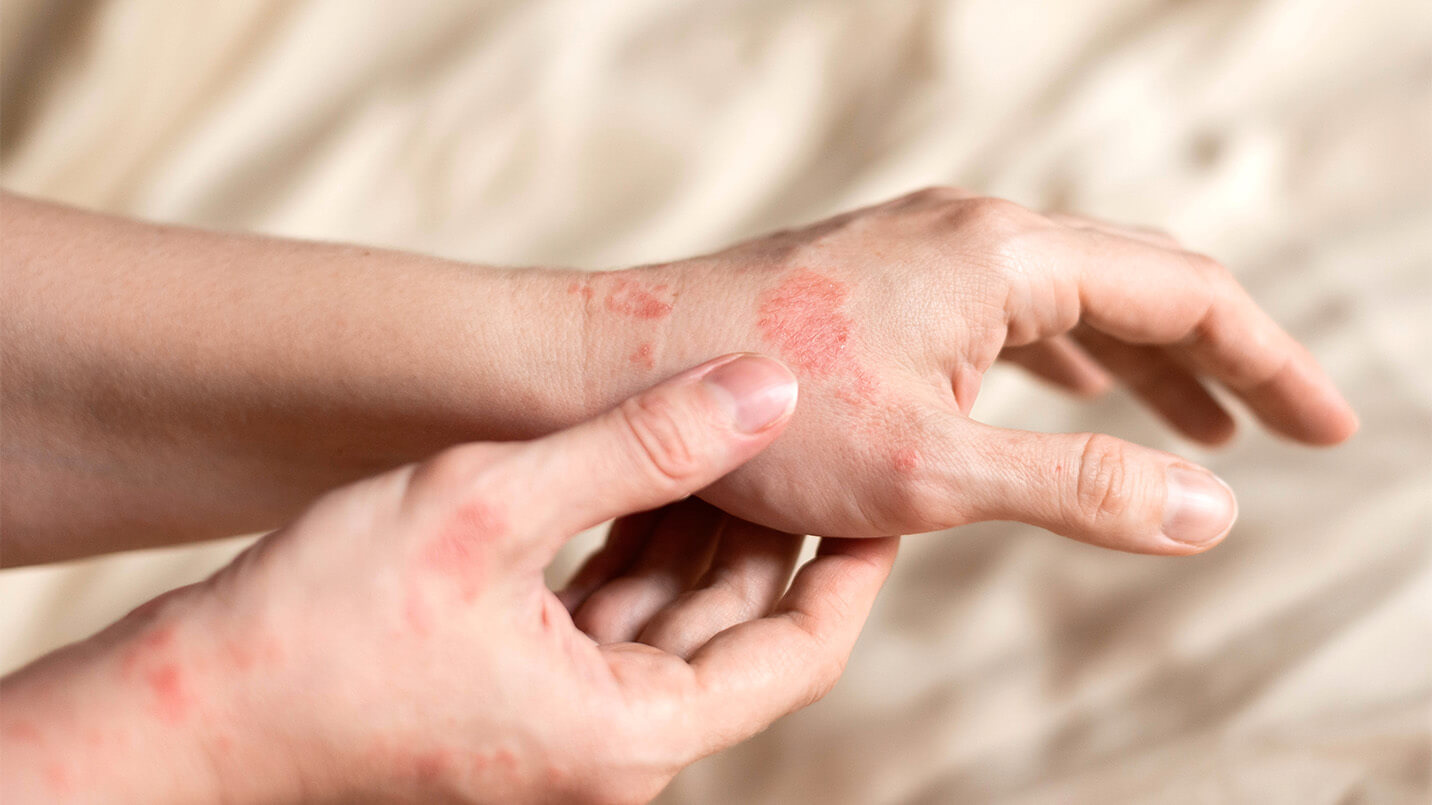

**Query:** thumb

left=511, top=354, right=798, bottom=557
left=955, top=423, right=1238, bottom=555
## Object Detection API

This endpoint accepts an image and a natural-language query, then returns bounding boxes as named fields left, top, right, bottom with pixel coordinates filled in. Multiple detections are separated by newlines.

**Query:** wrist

left=566, top=259, right=759, bottom=416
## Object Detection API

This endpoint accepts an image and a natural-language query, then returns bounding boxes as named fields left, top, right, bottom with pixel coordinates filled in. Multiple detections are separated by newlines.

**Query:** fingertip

left=1160, top=463, right=1238, bottom=550
left=701, top=353, right=799, bottom=435
left=1312, top=398, right=1360, bottom=445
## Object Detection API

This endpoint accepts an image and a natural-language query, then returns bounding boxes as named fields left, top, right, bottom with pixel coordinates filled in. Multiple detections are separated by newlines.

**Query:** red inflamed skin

left=568, top=188, right=1356, bottom=553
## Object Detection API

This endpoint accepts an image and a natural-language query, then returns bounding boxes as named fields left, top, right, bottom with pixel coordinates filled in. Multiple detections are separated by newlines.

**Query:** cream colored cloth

left=2, top=1, right=1429, bottom=801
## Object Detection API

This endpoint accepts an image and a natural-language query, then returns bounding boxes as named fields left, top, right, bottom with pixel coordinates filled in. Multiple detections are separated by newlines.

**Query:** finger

left=941, top=420, right=1238, bottom=555
left=669, top=536, right=899, bottom=751
left=1000, top=336, right=1113, bottom=398
left=1046, top=228, right=1357, bottom=444
left=1072, top=328, right=1237, bottom=445
left=507, top=354, right=798, bottom=560
left=571, top=499, right=722, bottom=644
left=555, top=509, right=660, bottom=612
left=637, top=517, right=805, bottom=659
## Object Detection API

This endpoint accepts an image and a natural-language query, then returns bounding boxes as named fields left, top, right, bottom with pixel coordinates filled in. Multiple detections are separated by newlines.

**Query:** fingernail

left=702, top=355, right=798, bottom=433
left=1162, top=464, right=1237, bottom=545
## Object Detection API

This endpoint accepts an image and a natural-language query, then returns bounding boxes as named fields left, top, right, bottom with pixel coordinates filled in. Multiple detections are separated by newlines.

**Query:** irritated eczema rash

left=567, top=274, right=674, bottom=320
left=420, top=500, right=507, bottom=604
left=756, top=269, right=884, bottom=409
left=757, top=269, right=853, bottom=375
left=758, top=268, right=923, bottom=473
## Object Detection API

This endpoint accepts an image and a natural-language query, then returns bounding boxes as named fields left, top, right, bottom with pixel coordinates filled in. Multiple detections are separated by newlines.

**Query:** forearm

left=1, top=193, right=647, bottom=563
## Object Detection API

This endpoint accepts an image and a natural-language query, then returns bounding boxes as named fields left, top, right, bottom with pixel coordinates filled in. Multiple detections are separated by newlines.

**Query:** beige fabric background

left=2, top=0, right=1430, bottom=802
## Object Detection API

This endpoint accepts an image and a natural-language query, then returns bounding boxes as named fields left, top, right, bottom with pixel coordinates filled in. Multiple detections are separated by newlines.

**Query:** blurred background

left=2, top=1, right=1429, bottom=802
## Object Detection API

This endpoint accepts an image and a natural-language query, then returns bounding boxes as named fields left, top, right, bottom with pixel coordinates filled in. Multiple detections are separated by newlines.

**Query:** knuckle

left=409, top=443, right=499, bottom=494
left=805, top=650, right=848, bottom=706
left=892, top=479, right=949, bottom=533
left=953, top=196, right=1028, bottom=230
left=1072, top=433, right=1136, bottom=524
left=911, top=185, right=963, bottom=202
left=615, top=392, right=705, bottom=491
left=1182, top=250, right=1228, bottom=281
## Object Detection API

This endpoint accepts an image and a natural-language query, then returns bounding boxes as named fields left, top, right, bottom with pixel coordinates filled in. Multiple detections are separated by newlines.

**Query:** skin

left=2, top=355, right=900, bottom=803
left=0, top=188, right=1357, bottom=800
left=2, top=189, right=1355, bottom=566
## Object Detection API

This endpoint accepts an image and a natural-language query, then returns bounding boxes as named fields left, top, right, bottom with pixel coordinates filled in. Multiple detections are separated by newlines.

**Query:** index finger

left=1056, top=228, right=1357, bottom=444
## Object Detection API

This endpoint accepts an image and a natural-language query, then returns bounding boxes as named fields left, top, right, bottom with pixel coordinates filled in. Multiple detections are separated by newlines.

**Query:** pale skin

left=3, top=354, right=898, bottom=803
left=0, top=189, right=1356, bottom=801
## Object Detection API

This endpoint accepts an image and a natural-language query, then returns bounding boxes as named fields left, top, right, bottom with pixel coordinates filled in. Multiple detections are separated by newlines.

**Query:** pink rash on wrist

left=422, top=501, right=507, bottom=602
left=757, top=270, right=853, bottom=375
left=604, top=277, right=673, bottom=319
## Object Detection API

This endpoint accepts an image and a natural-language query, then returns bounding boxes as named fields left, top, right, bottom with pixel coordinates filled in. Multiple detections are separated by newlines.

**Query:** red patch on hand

left=3, top=720, right=42, bottom=744
left=145, top=663, right=192, bottom=724
left=604, top=278, right=673, bottom=319
left=757, top=270, right=853, bottom=375
left=44, top=761, right=71, bottom=794
left=891, top=447, right=921, bottom=476
left=629, top=342, right=655, bottom=368
left=422, top=501, right=507, bottom=602
left=412, top=749, right=451, bottom=781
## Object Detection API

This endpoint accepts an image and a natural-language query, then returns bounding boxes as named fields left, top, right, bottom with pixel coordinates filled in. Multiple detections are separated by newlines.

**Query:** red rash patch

left=222, top=637, right=263, bottom=671
left=120, top=623, right=175, bottom=678
left=412, top=749, right=451, bottom=781
left=629, top=342, right=655, bottom=368
left=422, top=501, right=507, bottom=602
left=892, top=447, right=921, bottom=476
left=757, top=270, right=852, bottom=375
left=145, top=663, right=192, bottom=724
left=566, top=280, right=595, bottom=302
left=44, top=761, right=71, bottom=794
left=833, top=366, right=880, bottom=406
left=604, top=278, right=673, bottom=319
left=4, top=720, right=42, bottom=743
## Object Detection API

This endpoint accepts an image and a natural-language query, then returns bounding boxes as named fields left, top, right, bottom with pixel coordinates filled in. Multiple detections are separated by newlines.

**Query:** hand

left=1, top=355, right=897, bottom=804
left=577, top=188, right=1358, bottom=554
